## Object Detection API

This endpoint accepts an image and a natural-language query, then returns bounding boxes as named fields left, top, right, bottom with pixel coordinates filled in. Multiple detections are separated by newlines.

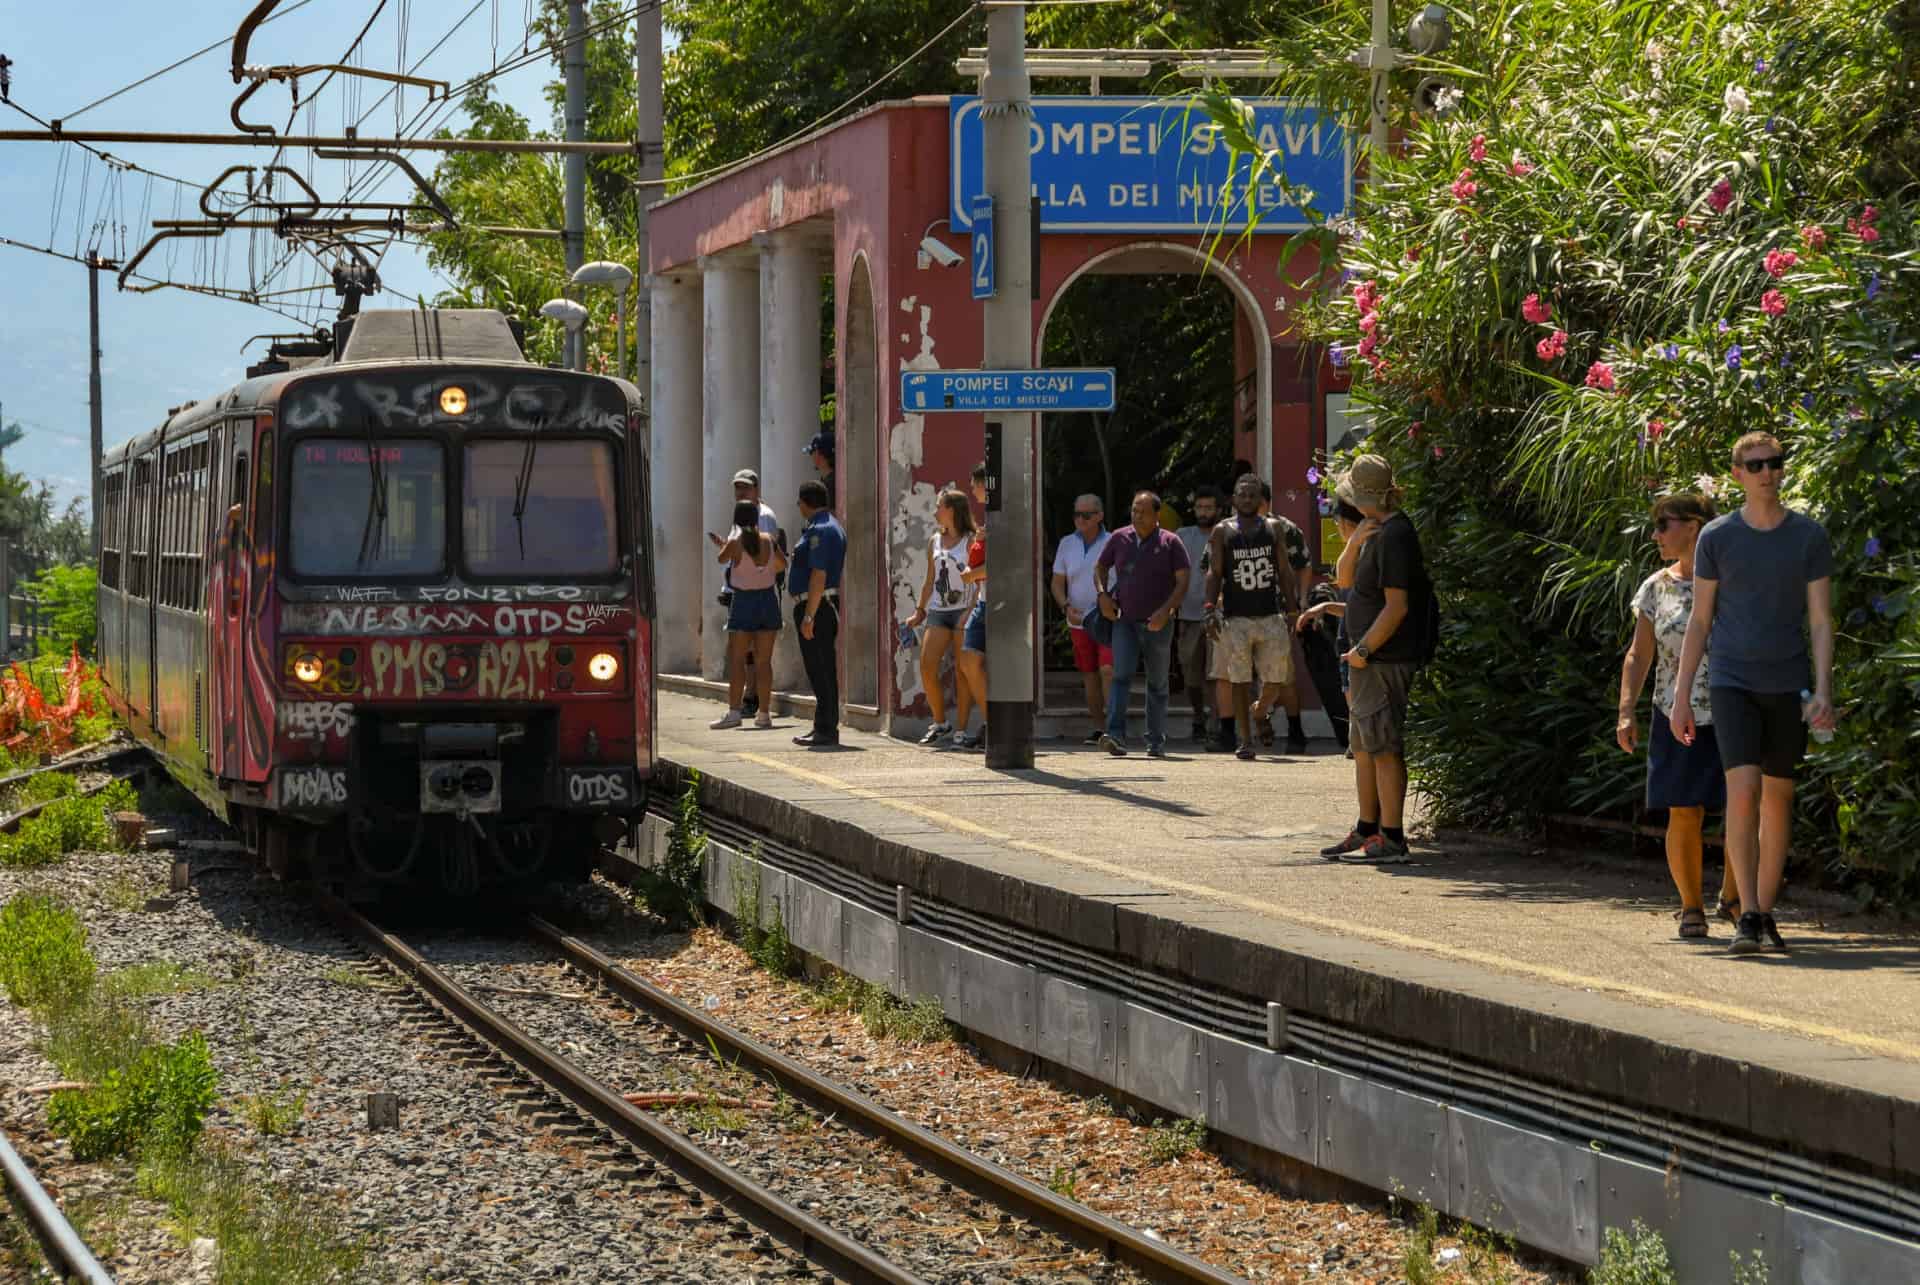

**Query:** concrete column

left=754, top=228, right=824, bottom=693
left=700, top=253, right=761, bottom=682
left=648, top=271, right=704, bottom=675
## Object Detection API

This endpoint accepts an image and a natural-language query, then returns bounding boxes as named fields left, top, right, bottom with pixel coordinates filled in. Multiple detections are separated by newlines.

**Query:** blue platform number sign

left=969, top=194, right=995, bottom=300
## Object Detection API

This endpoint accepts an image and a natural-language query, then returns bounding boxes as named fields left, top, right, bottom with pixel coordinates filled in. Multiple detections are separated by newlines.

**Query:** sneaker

left=1146, top=744, right=1167, bottom=759
left=1235, top=743, right=1256, bottom=761
left=920, top=722, right=952, bottom=745
left=754, top=710, right=773, bottom=729
left=1760, top=913, right=1789, bottom=953
left=1319, top=829, right=1368, bottom=860
left=1728, top=911, right=1765, bottom=955
left=709, top=709, right=743, bottom=729
left=1098, top=733, right=1127, bottom=757
left=1083, top=728, right=1104, bottom=746
left=1341, top=833, right=1411, bottom=864
left=951, top=729, right=983, bottom=751
left=1256, top=719, right=1275, bottom=748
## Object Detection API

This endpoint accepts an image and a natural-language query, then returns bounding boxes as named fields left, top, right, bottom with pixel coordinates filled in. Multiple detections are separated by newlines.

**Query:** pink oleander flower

left=1405, top=244, right=1422, bottom=262
left=1763, top=249, right=1799, bottom=278
left=1861, top=226, right=1882, bottom=243
left=1761, top=288, right=1788, bottom=317
left=1676, top=216, right=1690, bottom=231
left=1648, top=419, right=1667, bottom=440
left=1432, top=445, right=1446, bottom=459
left=1521, top=293, right=1552, bottom=324
left=1800, top=225, right=1829, bottom=251
left=1861, top=204, right=1879, bottom=224
left=1509, top=158, right=1534, bottom=178
left=1352, top=280, right=1380, bottom=313
left=1359, top=313, right=1379, bottom=333
left=1585, top=361, right=1617, bottom=391
left=1536, top=330, right=1568, bottom=362
left=1450, top=168, right=1478, bottom=202
left=1357, top=333, right=1379, bottom=356
left=1708, top=178, right=1734, bottom=212
left=1469, top=134, right=1487, bottom=163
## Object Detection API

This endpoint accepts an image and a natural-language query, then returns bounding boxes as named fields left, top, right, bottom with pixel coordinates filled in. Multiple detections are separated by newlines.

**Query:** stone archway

left=840, top=254, right=881, bottom=710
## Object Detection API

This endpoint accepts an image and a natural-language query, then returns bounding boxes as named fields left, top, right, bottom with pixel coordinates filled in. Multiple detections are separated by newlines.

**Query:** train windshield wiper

left=355, top=422, right=389, bottom=569
left=510, top=422, right=543, bottom=561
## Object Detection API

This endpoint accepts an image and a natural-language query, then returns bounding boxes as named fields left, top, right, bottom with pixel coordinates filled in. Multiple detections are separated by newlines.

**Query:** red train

left=96, top=308, right=653, bottom=894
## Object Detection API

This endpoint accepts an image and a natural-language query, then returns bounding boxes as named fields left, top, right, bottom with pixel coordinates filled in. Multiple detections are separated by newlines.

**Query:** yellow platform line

left=727, top=748, right=1920, bottom=1065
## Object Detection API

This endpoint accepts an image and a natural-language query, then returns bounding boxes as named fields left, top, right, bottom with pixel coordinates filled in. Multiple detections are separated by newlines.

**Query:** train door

left=213, top=436, right=248, bottom=780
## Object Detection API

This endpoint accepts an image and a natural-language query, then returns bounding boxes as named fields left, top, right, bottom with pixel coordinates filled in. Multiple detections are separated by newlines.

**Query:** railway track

left=0, top=1123, right=113, bottom=1285
left=329, top=898, right=1245, bottom=1284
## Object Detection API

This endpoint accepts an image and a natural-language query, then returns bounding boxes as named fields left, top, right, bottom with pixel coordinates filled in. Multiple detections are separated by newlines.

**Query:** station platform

left=647, top=689, right=1920, bottom=1252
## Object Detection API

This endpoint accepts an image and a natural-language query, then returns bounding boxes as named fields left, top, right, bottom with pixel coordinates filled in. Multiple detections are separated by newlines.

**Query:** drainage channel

left=526, top=914, right=1244, bottom=1285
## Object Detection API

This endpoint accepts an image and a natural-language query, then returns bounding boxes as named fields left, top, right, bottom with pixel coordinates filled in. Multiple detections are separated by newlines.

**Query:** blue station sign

left=902, top=368, right=1117, bottom=414
left=949, top=96, right=1350, bottom=235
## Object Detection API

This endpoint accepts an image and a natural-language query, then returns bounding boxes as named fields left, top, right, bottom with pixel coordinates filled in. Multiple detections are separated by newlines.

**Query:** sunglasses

left=1740, top=454, right=1786, bottom=474
left=1074, top=510, right=1100, bottom=519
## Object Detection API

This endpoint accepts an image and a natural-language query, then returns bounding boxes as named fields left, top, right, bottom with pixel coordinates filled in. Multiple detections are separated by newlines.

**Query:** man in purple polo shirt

left=1094, top=490, right=1192, bottom=758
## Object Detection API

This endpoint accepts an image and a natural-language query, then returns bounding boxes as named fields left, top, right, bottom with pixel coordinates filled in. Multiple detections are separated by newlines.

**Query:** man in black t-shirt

left=1320, top=455, right=1429, bottom=864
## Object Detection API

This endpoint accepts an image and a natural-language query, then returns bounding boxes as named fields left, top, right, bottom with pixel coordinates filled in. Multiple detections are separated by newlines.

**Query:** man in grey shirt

left=1173, top=486, right=1222, bottom=740
left=1672, top=430, right=1835, bottom=955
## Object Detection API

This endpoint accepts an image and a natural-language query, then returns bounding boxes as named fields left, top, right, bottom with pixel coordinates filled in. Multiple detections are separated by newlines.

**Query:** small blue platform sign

left=970, top=194, right=995, bottom=300
left=901, top=368, right=1117, bottom=414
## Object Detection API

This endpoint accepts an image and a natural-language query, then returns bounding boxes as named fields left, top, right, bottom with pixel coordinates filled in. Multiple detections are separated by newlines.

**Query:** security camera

left=918, top=236, right=963, bottom=269
left=1406, top=4, right=1452, bottom=55
left=1414, top=76, right=1462, bottom=115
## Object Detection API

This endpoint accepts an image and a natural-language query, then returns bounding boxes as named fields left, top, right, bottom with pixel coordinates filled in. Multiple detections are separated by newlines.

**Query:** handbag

left=1083, top=537, right=1137, bottom=647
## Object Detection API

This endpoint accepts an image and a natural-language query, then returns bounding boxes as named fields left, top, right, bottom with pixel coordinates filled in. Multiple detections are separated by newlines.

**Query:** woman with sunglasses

left=1617, top=493, right=1737, bottom=938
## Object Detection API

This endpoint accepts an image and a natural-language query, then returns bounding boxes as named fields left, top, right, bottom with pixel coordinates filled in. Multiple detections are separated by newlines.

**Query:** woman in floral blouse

left=1616, top=493, right=1736, bottom=938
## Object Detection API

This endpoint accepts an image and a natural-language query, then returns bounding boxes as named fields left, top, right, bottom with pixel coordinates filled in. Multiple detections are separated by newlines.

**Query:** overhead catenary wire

left=57, top=0, right=321, bottom=123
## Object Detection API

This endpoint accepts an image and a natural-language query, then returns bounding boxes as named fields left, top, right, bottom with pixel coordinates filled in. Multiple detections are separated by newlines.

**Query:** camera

left=716, top=588, right=734, bottom=608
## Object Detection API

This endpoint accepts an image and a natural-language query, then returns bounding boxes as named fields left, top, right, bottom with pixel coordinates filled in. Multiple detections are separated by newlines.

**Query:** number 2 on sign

left=971, top=227, right=994, bottom=299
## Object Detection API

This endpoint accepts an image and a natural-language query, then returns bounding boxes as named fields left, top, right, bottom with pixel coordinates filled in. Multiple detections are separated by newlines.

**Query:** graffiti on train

left=284, top=603, right=631, bottom=637
left=279, top=767, right=348, bottom=808
left=282, top=375, right=625, bottom=434
left=563, top=769, right=632, bottom=807
left=366, top=638, right=556, bottom=700
left=279, top=701, right=356, bottom=741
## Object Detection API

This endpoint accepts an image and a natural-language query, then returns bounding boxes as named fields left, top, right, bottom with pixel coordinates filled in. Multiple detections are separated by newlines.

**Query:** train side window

left=98, top=471, right=124, bottom=589
left=252, top=431, right=274, bottom=552
left=127, top=456, right=153, bottom=600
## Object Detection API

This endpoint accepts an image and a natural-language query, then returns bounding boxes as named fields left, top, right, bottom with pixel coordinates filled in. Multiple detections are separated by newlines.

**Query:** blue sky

left=0, top=1, right=578, bottom=515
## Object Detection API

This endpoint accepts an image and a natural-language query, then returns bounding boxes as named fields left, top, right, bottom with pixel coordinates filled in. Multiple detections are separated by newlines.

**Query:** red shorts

left=1069, top=626, right=1114, bottom=673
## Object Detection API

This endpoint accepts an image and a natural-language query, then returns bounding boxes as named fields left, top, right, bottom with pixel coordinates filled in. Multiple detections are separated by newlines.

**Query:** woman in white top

left=906, top=488, right=977, bottom=745
left=710, top=500, right=787, bottom=729
left=1617, top=492, right=1735, bottom=938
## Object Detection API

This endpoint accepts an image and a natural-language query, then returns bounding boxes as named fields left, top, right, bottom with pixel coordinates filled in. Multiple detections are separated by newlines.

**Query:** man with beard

left=1204, top=475, right=1298, bottom=759
left=1174, top=486, right=1223, bottom=741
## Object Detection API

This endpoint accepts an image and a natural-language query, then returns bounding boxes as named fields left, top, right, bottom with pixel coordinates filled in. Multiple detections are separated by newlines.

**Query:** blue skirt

left=726, top=587, right=784, bottom=633
left=1647, top=708, right=1726, bottom=811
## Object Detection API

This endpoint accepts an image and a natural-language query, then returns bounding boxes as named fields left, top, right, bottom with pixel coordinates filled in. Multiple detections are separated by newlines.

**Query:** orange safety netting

left=0, top=647, right=100, bottom=757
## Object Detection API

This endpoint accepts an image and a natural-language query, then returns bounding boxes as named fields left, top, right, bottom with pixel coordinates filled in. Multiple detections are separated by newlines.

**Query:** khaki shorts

left=1208, top=614, right=1293, bottom=686
left=1348, top=660, right=1416, bottom=756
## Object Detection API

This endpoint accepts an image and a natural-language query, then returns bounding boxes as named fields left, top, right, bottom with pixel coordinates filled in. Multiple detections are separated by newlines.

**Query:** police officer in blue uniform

left=789, top=479, right=846, bottom=746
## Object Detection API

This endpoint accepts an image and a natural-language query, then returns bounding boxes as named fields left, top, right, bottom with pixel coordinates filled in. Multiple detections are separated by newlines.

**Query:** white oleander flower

left=1723, top=84, right=1752, bottom=117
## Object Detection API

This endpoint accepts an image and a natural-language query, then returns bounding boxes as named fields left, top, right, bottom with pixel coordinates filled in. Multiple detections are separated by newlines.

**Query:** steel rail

left=322, top=900, right=926, bottom=1285
left=0, top=1126, right=113, bottom=1285
left=0, top=130, right=634, bottom=156
left=527, top=915, right=1248, bottom=1285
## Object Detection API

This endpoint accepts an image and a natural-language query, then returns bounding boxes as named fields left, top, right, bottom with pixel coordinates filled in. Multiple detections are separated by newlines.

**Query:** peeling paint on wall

left=887, top=294, right=945, bottom=713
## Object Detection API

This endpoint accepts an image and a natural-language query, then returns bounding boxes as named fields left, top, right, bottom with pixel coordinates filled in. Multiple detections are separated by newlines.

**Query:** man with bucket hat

left=1320, top=454, right=1432, bottom=864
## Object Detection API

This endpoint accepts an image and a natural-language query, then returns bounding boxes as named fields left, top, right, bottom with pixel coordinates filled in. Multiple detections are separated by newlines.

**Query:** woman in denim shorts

left=906, top=489, right=978, bottom=745
left=711, top=500, right=786, bottom=730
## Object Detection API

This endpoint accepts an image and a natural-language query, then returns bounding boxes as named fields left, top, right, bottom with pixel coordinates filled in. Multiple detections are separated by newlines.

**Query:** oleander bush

left=1207, top=0, right=1920, bottom=897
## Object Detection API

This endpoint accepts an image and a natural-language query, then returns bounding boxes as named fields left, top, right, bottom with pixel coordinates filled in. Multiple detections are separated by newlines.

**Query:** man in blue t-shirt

left=1672, top=431, right=1835, bottom=955
left=788, top=480, right=846, bottom=747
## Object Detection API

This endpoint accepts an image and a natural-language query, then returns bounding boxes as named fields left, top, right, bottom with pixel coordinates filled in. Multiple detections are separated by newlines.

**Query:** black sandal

left=1678, top=908, right=1709, bottom=939
left=1714, top=897, right=1741, bottom=925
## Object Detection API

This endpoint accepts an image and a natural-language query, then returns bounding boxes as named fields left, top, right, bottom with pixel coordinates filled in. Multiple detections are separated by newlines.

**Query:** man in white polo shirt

left=1049, top=494, right=1112, bottom=745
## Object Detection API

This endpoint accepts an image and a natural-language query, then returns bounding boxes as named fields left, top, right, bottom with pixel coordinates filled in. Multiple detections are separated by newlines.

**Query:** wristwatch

left=1354, top=642, right=1372, bottom=660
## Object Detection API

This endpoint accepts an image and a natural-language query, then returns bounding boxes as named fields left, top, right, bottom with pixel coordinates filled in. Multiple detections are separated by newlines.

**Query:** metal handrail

left=0, top=1125, right=114, bottom=1284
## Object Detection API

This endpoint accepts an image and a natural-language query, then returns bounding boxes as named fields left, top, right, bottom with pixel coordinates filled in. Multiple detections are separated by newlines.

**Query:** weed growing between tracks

left=0, top=777, right=138, bottom=869
left=0, top=892, right=372, bottom=1280
left=808, top=967, right=953, bottom=1045
left=631, top=769, right=709, bottom=926
left=1141, top=1115, right=1208, bottom=1166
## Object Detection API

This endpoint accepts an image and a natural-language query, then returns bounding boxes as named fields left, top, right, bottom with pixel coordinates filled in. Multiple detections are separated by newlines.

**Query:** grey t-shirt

left=1694, top=508, right=1833, bottom=694
left=1174, top=524, right=1214, bottom=620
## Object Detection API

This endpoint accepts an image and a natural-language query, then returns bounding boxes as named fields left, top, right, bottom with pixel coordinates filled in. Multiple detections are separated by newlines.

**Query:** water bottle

left=1800, top=689, right=1834, bottom=744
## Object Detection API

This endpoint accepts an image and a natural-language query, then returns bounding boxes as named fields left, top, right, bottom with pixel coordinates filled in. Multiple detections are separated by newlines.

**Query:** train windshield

left=463, top=439, right=620, bottom=578
left=289, top=439, right=447, bottom=577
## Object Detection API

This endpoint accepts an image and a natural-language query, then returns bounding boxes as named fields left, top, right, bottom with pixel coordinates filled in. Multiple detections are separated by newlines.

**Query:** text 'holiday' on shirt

left=1693, top=508, right=1833, bottom=694
left=1217, top=517, right=1293, bottom=619
left=1096, top=525, right=1191, bottom=622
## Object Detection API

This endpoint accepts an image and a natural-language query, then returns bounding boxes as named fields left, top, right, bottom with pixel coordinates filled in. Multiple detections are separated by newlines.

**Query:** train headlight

left=439, top=385, right=469, bottom=415
left=292, top=653, right=324, bottom=684
left=587, top=651, right=619, bottom=682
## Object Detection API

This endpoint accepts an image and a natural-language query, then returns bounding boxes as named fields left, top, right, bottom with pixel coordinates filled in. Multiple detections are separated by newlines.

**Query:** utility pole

left=563, top=0, right=589, bottom=370
left=632, top=0, right=663, bottom=404
left=87, top=252, right=108, bottom=560
left=981, top=2, right=1035, bottom=769
left=1367, top=0, right=1391, bottom=172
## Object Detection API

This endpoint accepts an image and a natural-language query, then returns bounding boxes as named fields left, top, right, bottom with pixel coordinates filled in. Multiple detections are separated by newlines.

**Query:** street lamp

left=539, top=297, right=589, bottom=370
left=571, top=260, right=635, bottom=379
